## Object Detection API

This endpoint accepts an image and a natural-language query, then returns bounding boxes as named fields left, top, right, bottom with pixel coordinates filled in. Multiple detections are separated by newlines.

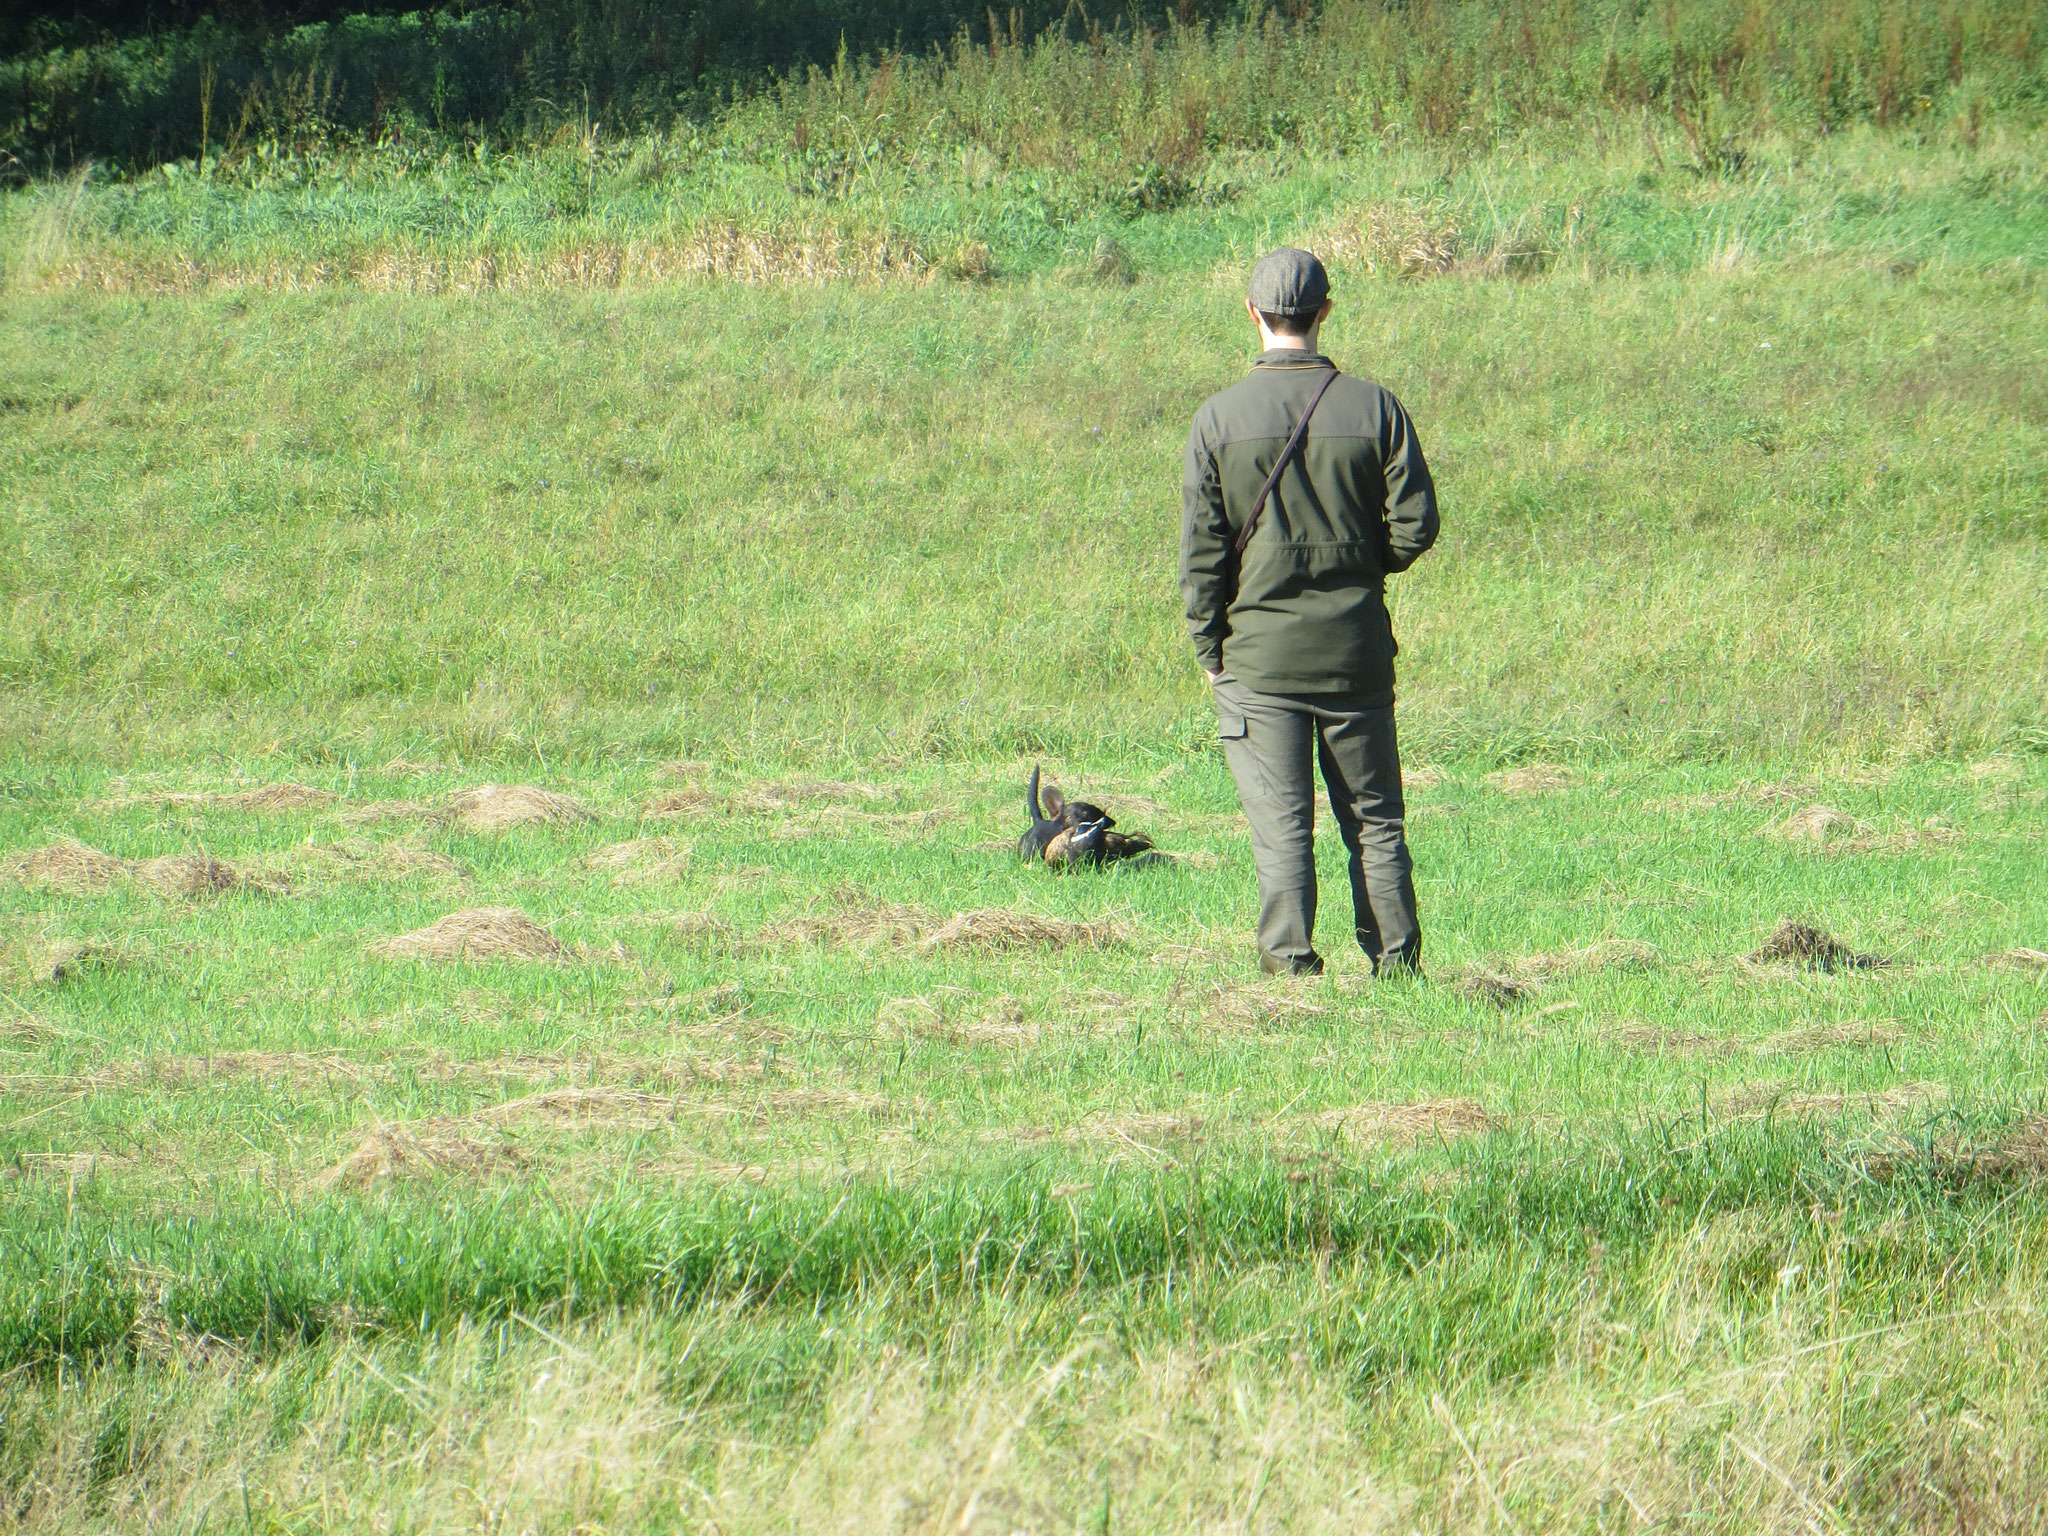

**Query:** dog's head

left=1038, top=783, right=1115, bottom=837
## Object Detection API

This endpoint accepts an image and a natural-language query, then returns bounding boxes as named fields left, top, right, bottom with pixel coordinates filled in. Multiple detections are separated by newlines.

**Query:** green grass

left=3, top=116, right=2048, bottom=1531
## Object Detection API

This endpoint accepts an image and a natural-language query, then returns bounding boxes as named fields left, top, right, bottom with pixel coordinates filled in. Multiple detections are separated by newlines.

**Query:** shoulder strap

left=1233, top=368, right=1340, bottom=557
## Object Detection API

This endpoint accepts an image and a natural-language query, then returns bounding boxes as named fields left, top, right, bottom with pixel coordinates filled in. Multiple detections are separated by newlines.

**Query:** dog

left=1018, top=765, right=1153, bottom=866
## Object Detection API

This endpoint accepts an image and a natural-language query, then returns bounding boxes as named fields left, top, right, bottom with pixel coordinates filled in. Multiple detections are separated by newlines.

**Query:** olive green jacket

left=1181, top=350, right=1439, bottom=699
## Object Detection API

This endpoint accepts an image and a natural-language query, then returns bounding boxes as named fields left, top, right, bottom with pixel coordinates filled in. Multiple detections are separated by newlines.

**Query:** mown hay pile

left=1204, top=981, right=1330, bottom=1031
left=763, top=904, right=937, bottom=948
left=644, top=786, right=719, bottom=818
left=919, top=909, right=1126, bottom=952
left=1510, top=939, right=1661, bottom=978
left=445, top=784, right=593, bottom=832
left=1724, top=1081, right=1944, bottom=1120
left=219, top=784, right=334, bottom=811
left=36, top=938, right=131, bottom=984
left=583, top=837, right=689, bottom=885
left=10, top=841, right=257, bottom=898
left=1768, top=804, right=1863, bottom=843
left=1751, top=1020, right=1901, bottom=1055
left=1609, top=1024, right=1744, bottom=1058
left=373, top=907, right=566, bottom=962
left=8, top=840, right=130, bottom=894
left=1454, top=969, right=1540, bottom=1008
left=740, top=780, right=881, bottom=810
left=336, top=799, right=443, bottom=826
left=319, top=1124, right=520, bottom=1188
left=134, top=854, right=241, bottom=896
left=467, top=1086, right=676, bottom=1127
left=1301, top=1099, right=1494, bottom=1145
left=95, top=782, right=332, bottom=812
left=1485, top=763, right=1573, bottom=795
left=1747, top=918, right=1886, bottom=973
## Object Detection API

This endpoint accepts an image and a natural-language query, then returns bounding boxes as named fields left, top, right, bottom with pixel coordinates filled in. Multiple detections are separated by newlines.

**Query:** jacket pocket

left=1217, top=710, right=1247, bottom=740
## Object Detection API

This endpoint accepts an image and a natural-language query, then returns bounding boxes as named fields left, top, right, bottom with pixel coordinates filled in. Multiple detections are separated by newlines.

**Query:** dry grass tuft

left=11, top=842, right=268, bottom=900
left=1148, top=847, right=1221, bottom=870
left=1314, top=204, right=1462, bottom=277
left=0, top=1012, right=61, bottom=1044
left=1752, top=1020, right=1901, bottom=1055
left=1723, top=1080, right=1946, bottom=1120
left=1747, top=918, right=1886, bottom=973
left=89, top=790, right=214, bottom=810
left=1610, top=1023, right=1744, bottom=1057
left=1485, top=763, right=1572, bottom=795
left=763, top=903, right=936, bottom=948
left=302, top=840, right=466, bottom=881
left=1455, top=969, right=1540, bottom=1008
left=643, top=786, right=720, bottom=818
left=336, top=798, right=446, bottom=826
left=1767, top=804, right=1864, bottom=843
left=7, top=1151, right=116, bottom=1182
left=133, top=854, right=243, bottom=897
left=468, top=1086, right=678, bottom=1127
left=218, top=784, right=335, bottom=811
left=93, top=782, right=332, bottom=812
left=878, top=993, right=1032, bottom=1045
left=445, top=784, right=594, bottom=832
left=319, top=1124, right=520, bottom=1188
left=740, top=780, right=881, bottom=810
left=1989, top=947, right=2048, bottom=973
left=1511, top=939, right=1661, bottom=978
left=37, top=939, right=129, bottom=984
left=36, top=227, right=931, bottom=295
left=664, top=912, right=743, bottom=947
left=674, top=225, right=930, bottom=284
left=374, top=908, right=567, bottom=963
left=1203, top=980, right=1330, bottom=1031
left=1643, top=780, right=1813, bottom=813
left=1403, top=764, right=1448, bottom=789
left=1961, top=1117, right=2048, bottom=1178
left=1298, top=1099, right=1494, bottom=1145
left=919, top=908, right=1126, bottom=952
left=8, top=839, right=131, bottom=894
left=584, top=837, right=690, bottom=885
left=375, top=845, right=466, bottom=880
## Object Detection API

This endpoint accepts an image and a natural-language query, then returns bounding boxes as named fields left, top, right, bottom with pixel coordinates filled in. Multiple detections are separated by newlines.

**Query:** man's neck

left=1257, top=330, right=1321, bottom=353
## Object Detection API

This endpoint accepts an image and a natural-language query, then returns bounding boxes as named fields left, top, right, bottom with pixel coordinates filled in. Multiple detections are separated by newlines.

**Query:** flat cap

left=1247, top=247, right=1329, bottom=316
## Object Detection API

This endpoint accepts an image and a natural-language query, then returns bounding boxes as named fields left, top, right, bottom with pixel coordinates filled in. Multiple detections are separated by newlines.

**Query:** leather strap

left=1233, top=368, right=1340, bottom=557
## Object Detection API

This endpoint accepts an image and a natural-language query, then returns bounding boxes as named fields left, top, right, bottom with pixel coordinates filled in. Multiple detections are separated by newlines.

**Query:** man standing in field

left=1182, top=249, right=1439, bottom=978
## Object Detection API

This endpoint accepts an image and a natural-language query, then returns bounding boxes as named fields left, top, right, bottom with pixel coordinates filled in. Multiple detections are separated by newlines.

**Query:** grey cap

left=1247, top=248, right=1329, bottom=316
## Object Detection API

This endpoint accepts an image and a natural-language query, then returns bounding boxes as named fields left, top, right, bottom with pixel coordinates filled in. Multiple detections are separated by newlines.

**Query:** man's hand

left=1206, top=669, right=1224, bottom=684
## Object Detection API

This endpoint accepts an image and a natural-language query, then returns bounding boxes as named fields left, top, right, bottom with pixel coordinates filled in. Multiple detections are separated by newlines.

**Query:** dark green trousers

left=1212, top=675, right=1422, bottom=976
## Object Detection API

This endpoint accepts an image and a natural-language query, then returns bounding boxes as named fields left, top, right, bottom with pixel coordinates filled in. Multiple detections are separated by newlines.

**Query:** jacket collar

left=1252, top=348, right=1335, bottom=370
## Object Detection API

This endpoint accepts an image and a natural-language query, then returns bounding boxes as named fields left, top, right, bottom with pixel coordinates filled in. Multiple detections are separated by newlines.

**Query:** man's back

left=1181, top=348, right=1439, bottom=699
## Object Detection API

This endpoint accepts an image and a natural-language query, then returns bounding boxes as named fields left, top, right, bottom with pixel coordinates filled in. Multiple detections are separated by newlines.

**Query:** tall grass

left=5, top=0, right=2045, bottom=171
left=1, top=1118, right=2030, bottom=1370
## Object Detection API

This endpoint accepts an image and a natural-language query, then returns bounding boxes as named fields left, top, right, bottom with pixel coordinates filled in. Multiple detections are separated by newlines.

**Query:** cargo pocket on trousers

left=1217, top=711, right=1247, bottom=742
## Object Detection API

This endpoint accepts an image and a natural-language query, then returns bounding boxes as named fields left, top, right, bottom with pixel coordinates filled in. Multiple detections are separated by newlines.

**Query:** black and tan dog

left=1018, top=765, right=1153, bottom=866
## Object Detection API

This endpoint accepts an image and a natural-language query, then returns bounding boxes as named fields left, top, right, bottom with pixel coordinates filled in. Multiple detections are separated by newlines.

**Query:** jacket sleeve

left=1380, top=391, right=1439, bottom=574
left=1179, top=408, right=1232, bottom=674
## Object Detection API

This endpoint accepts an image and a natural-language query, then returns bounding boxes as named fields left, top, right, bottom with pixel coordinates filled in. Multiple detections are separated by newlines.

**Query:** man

left=1181, top=248, right=1439, bottom=978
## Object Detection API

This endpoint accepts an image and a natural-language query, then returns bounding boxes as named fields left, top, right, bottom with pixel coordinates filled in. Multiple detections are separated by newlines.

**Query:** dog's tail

left=1026, top=763, right=1044, bottom=823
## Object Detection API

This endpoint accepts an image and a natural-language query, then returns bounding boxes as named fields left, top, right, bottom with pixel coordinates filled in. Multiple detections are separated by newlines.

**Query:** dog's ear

left=1040, top=783, right=1066, bottom=819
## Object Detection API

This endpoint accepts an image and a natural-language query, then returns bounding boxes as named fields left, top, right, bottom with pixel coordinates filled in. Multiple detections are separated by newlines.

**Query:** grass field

left=3, top=102, right=2048, bottom=1531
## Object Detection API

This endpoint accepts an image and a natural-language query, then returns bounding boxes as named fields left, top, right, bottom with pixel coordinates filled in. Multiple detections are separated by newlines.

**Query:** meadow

left=3, top=31, right=2048, bottom=1532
